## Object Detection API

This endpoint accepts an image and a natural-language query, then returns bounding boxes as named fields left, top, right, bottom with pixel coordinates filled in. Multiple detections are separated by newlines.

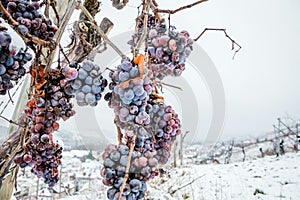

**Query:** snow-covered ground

left=147, top=152, right=300, bottom=200
left=13, top=149, right=300, bottom=200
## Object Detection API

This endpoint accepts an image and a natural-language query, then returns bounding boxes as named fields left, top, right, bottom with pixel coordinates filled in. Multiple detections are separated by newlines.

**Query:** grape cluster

left=147, top=27, right=193, bottom=79
left=105, top=57, right=154, bottom=129
left=110, top=57, right=153, bottom=105
left=0, top=28, right=32, bottom=95
left=15, top=66, right=76, bottom=186
left=6, top=0, right=57, bottom=41
left=14, top=143, right=63, bottom=187
left=102, top=52, right=185, bottom=199
left=101, top=144, right=159, bottom=200
left=0, top=0, right=10, bottom=8
left=149, top=103, right=181, bottom=151
left=121, top=101, right=180, bottom=165
left=70, top=60, right=107, bottom=106
left=128, top=14, right=159, bottom=53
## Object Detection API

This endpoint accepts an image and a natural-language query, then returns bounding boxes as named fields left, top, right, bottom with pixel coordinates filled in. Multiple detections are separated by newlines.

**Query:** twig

left=183, top=130, right=190, bottom=139
left=78, top=4, right=126, bottom=58
left=7, top=91, right=14, bottom=105
left=0, top=116, right=25, bottom=128
left=0, top=78, right=25, bottom=115
left=44, top=0, right=50, bottom=18
left=118, top=129, right=137, bottom=200
left=50, top=0, right=60, bottom=26
left=194, top=28, right=242, bottom=59
left=59, top=44, right=70, bottom=64
left=0, top=2, right=18, bottom=26
left=156, top=81, right=183, bottom=91
left=154, top=0, right=208, bottom=15
left=134, top=0, right=149, bottom=52
left=169, top=174, right=205, bottom=194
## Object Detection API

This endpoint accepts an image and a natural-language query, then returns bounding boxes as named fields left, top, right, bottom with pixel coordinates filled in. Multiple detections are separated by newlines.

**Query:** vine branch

left=0, top=2, right=18, bottom=26
left=169, top=174, right=205, bottom=194
left=194, top=28, right=242, bottom=59
left=134, top=0, right=150, bottom=53
left=0, top=116, right=26, bottom=128
left=153, top=0, right=208, bottom=15
left=118, top=129, right=137, bottom=200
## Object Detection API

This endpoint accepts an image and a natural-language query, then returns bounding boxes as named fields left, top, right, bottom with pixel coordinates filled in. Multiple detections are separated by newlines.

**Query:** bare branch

left=183, top=130, right=190, bottom=139
left=7, top=91, right=14, bottom=105
left=156, top=81, right=183, bottom=91
left=134, top=0, right=149, bottom=52
left=169, top=174, right=206, bottom=194
left=154, top=0, right=208, bottom=15
left=44, top=0, right=50, bottom=18
left=59, top=44, right=70, bottom=64
left=194, top=28, right=242, bottom=59
left=50, top=0, right=60, bottom=26
left=0, top=116, right=25, bottom=128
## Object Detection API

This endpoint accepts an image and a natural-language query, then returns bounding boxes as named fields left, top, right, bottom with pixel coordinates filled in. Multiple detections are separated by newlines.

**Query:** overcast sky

left=1, top=0, right=300, bottom=144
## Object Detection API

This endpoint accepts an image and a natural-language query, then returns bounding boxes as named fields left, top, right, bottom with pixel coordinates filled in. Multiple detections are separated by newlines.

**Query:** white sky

left=1, top=0, right=300, bottom=143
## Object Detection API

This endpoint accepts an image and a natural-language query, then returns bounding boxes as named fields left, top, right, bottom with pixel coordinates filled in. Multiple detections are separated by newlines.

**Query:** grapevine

left=0, top=0, right=241, bottom=199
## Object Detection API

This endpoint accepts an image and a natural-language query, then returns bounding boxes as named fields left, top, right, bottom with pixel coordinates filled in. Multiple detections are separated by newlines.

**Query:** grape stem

left=0, top=2, right=18, bottom=26
left=116, top=124, right=123, bottom=145
left=44, top=0, right=60, bottom=26
left=134, top=0, right=150, bottom=54
left=118, top=129, right=137, bottom=200
left=194, top=28, right=242, bottom=59
left=153, top=0, right=208, bottom=15
left=78, top=3, right=126, bottom=58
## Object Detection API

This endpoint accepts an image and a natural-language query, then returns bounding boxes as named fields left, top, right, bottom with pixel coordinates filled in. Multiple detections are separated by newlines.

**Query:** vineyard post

left=179, top=131, right=189, bottom=166
left=173, top=141, right=177, bottom=168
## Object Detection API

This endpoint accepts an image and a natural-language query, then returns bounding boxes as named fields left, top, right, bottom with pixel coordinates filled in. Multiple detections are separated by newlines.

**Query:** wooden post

left=59, top=165, right=62, bottom=198
left=277, top=118, right=281, bottom=156
left=36, top=178, right=39, bottom=200
left=296, top=124, right=299, bottom=152
left=180, top=131, right=189, bottom=166
left=173, top=141, right=177, bottom=168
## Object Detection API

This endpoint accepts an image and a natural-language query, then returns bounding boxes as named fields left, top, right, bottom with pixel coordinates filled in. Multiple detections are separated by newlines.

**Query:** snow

left=147, top=152, right=300, bottom=200
left=13, top=142, right=300, bottom=199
